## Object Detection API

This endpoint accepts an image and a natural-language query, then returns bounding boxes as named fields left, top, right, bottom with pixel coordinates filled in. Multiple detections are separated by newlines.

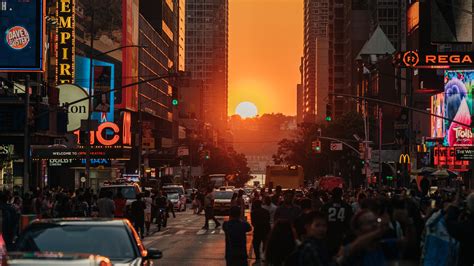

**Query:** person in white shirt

left=262, top=195, right=277, bottom=226
left=143, top=190, right=153, bottom=236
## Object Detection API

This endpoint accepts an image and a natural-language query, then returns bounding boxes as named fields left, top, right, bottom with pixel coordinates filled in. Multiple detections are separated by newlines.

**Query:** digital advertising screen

left=431, top=92, right=445, bottom=138
left=0, top=0, right=44, bottom=71
left=443, top=71, right=474, bottom=147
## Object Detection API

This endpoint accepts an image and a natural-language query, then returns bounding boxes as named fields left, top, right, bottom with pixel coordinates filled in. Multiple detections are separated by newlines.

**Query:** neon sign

left=398, top=51, right=474, bottom=69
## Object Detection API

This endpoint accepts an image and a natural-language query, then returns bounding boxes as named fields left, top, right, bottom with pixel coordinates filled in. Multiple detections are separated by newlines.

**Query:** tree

left=203, top=146, right=251, bottom=187
left=273, top=112, right=366, bottom=186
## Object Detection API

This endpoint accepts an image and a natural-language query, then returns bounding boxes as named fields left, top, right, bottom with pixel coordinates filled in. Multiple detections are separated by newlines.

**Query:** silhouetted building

left=185, top=0, right=229, bottom=132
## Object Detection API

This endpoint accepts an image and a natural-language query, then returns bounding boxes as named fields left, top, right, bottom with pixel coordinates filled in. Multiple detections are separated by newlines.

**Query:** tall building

left=303, top=0, right=330, bottom=123
left=368, top=0, right=406, bottom=50
left=185, top=0, right=229, bottom=132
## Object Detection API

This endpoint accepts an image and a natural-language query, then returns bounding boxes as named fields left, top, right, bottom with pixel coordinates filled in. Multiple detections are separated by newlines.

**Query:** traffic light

left=171, top=87, right=179, bottom=106
left=204, top=150, right=210, bottom=160
left=311, top=140, right=322, bottom=153
left=325, top=104, right=332, bottom=122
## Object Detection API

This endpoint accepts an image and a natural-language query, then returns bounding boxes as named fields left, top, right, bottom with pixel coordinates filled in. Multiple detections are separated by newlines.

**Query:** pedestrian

left=336, top=209, right=392, bottom=266
left=251, top=199, right=271, bottom=261
left=272, top=186, right=283, bottom=206
left=274, top=190, right=302, bottom=224
left=143, top=190, right=153, bottom=235
left=97, top=190, right=115, bottom=218
left=285, top=211, right=331, bottom=266
left=321, top=187, right=353, bottom=257
left=113, top=191, right=127, bottom=218
left=237, top=189, right=246, bottom=220
left=262, top=195, right=277, bottom=226
left=445, top=192, right=474, bottom=266
left=294, top=197, right=313, bottom=241
left=130, top=194, right=146, bottom=238
left=202, top=187, right=221, bottom=229
left=230, top=192, right=238, bottom=207
left=223, top=206, right=252, bottom=266
left=264, top=220, right=297, bottom=266
left=0, top=191, right=19, bottom=250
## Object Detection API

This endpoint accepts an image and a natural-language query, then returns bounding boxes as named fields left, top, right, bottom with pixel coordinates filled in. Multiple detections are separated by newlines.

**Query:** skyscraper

left=185, top=0, right=229, bottom=132
left=303, top=0, right=330, bottom=123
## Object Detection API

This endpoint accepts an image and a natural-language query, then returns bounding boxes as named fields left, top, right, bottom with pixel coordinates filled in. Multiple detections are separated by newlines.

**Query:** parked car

left=167, top=193, right=186, bottom=212
left=7, top=252, right=112, bottom=266
left=14, top=218, right=163, bottom=265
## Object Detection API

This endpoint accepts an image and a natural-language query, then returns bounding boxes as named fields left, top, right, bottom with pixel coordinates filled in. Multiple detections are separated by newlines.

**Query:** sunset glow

left=229, top=0, right=303, bottom=116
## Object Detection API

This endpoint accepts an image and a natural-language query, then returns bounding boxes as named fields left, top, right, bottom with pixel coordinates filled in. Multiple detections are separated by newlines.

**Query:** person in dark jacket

left=223, top=206, right=252, bottom=266
left=250, top=199, right=270, bottom=261
left=0, top=191, right=18, bottom=250
left=274, top=191, right=302, bottom=224
left=131, top=194, right=146, bottom=238
left=445, top=192, right=474, bottom=266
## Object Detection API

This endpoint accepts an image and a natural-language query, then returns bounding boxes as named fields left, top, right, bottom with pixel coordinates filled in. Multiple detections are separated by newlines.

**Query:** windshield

left=167, top=193, right=179, bottom=200
left=16, top=225, right=137, bottom=261
left=213, top=191, right=233, bottom=199
left=163, top=187, right=184, bottom=195
left=100, top=187, right=137, bottom=200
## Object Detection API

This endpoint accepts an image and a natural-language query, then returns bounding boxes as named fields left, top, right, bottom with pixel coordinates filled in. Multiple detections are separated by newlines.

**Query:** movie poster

left=443, top=71, right=474, bottom=146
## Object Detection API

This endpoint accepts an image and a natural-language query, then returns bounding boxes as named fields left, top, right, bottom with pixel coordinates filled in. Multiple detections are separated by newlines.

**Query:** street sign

left=330, top=142, right=343, bottom=151
left=142, top=137, right=155, bottom=149
left=177, top=146, right=189, bottom=156
left=455, top=147, right=474, bottom=160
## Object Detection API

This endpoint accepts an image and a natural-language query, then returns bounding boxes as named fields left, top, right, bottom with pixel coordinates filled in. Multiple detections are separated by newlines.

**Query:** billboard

left=443, top=71, right=474, bottom=147
left=431, top=0, right=472, bottom=43
left=75, top=56, right=115, bottom=123
left=57, top=84, right=89, bottom=132
left=78, top=0, right=139, bottom=111
left=0, top=0, right=44, bottom=71
left=430, top=92, right=445, bottom=138
left=56, top=0, right=75, bottom=83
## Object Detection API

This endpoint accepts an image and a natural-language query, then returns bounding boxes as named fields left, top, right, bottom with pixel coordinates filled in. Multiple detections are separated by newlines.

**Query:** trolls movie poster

left=443, top=71, right=474, bottom=147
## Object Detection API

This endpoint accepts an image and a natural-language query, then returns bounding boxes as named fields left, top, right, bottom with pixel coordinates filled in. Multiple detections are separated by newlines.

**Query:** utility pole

left=85, top=3, right=94, bottom=186
left=378, top=107, right=382, bottom=185
left=23, top=75, right=30, bottom=192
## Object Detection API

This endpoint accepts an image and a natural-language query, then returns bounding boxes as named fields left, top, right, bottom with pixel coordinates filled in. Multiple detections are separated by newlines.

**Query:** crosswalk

left=142, top=228, right=225, bottom=246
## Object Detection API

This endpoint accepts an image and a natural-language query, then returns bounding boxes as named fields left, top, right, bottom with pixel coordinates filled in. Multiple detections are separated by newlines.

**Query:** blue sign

left=0, top=0, right=44, bottom=71
left=75, top=55, right=115, bottom=123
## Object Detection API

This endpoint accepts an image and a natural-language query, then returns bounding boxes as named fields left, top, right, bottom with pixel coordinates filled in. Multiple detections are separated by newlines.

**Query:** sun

left=235, top=101, right=258, bottom=118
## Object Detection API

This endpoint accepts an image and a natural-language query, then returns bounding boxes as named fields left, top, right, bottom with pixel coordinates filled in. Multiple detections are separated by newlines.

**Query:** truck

left=265, top=165, right=304, bottom=189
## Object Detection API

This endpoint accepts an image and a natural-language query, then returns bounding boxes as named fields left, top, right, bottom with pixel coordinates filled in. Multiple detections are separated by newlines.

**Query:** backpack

left=421, top=210, right=459, bottom=266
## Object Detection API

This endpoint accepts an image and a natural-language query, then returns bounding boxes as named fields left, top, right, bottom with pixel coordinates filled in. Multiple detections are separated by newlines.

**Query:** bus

left=209, top=174, right=227, bottom=188
left=265, top=165, right=304, bottom=189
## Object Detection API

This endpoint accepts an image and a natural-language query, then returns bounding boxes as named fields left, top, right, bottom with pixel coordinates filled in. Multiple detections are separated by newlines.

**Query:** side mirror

left=145, top=248, right=163, bottom=260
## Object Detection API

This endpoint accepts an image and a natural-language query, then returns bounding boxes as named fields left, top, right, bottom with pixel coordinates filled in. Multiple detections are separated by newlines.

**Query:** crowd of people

left=223, top=185, right=474, bottom=266
left=0, top=186, right=179, bottom=248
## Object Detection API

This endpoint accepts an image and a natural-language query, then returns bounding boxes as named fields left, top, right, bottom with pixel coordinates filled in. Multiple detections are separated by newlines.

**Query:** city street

left=144, top=207, right=256, bottom=266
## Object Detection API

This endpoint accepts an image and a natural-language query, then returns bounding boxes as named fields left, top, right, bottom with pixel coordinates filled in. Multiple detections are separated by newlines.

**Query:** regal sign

left=56, top=0, right=75, bottom=84
left=398, top=51, right=474, bottom=69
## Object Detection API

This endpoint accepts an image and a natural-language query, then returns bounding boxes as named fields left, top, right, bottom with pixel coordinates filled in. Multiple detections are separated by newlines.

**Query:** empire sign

left=56, top=0, right=75, bottom=84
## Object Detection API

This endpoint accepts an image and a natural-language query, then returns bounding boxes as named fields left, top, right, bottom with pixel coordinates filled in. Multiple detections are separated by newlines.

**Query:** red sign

left=433, top=146, right=469, bottom=171
left=6, top=26, right=30, bottom=50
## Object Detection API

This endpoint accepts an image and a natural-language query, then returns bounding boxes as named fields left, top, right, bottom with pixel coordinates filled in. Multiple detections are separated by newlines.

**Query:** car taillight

left=0, top=235, right=7, bottom=266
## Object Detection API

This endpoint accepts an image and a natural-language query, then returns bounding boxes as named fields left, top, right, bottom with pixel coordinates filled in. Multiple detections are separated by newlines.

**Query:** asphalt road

left=143, top=206, right=261, bottom=266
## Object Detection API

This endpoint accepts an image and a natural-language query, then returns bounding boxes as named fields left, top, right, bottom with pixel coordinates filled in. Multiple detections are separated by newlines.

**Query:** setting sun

left=235, top=101, right=258, bottom=118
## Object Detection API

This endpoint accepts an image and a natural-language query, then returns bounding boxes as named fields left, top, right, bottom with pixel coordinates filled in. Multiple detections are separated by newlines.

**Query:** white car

left=7, top=252, right=112, bottom=266
left=167, top=193, right=186, bottom=211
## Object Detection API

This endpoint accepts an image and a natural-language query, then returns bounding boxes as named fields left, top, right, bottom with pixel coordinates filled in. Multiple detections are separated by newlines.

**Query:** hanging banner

left=56, top=0, right=75, bottom=84
left=0, top=0, right=44, bottom=71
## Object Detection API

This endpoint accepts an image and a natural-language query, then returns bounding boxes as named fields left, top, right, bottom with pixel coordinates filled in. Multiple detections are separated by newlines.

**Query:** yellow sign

left=399, top=154, right=410, bottom=164
left=56, top=0, right=75, bottom=84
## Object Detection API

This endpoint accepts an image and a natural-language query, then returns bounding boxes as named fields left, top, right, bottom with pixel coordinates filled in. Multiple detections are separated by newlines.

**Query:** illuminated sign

left=73, top=119, right=131, bottom=146
left=444, top=71, right=474, bottom=147
left=399, top=154, right=410, bottom=164
left=434, top=146, right=469, bottom=171
left=6, top=26, right=30, bottom=50
left=398, top=51, right=474, bottom=69
left=455, top=148, right=474, bottom=160
left=33, top=147, right=131, bottom=159
left=0, top=145, right=14, bottom=156
left=56, top=0, right=75, bottom=84
left=407, top=2, right=419, bottom=33
left=0, top=0, right=44, bottom=71
left=57, top=84, right=89, bottom=132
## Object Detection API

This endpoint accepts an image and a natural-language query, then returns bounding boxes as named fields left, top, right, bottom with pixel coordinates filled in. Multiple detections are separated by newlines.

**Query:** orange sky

left=229, top=0, right=303, bottom=116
